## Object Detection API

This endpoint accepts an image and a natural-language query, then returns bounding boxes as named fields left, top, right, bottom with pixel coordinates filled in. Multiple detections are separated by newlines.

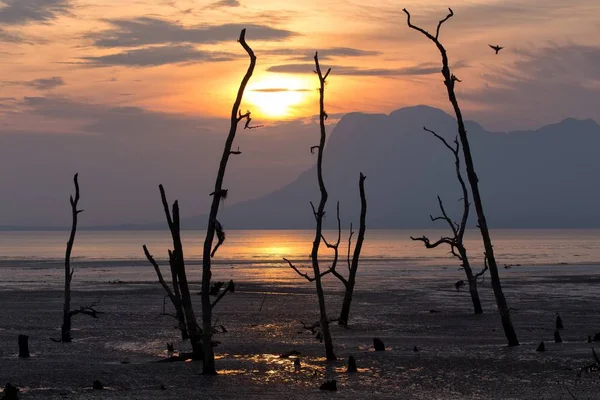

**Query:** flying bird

left=489, top=44, right=504, bottom=54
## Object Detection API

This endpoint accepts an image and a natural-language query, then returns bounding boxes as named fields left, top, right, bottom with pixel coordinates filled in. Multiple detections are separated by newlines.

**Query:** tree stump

left=554, top=330, right=562, bottom=343
left=536, top=341, right=546, bottom=352
left=373, top=338, right=385, bottom=351
left=92, top=380, right=104, bottom=390
left=347, top=356, right=357, bottom=373
left=18, top=335, right=30, bottom=358
left=556, top=314, right=563, bottom=330
left=319, top=380, right=337, bottom=391
left=2, top=383, right=19, bottom=400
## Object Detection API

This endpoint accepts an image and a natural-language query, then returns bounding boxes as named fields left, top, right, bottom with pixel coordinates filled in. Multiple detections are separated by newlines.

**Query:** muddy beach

left=2, top=261, right=600, bottom=399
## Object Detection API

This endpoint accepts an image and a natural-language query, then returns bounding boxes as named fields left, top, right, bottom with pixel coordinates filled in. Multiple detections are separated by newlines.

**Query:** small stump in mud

left=554, top=330, right=562, bottom=343
left=18, top=335, right=30, bottom=358
left=373, top=338, right=385, bottom=351
left=319, top=380, right=337, bottom=391
left=347, top=356, right=357, bottom=373
left=2, top=383, right=19, bottom=400
left=536, top=341, right=546, bottom=352
left=92, top=380, right=104, bottom=390
left=555, top=314, right=563, bottom=330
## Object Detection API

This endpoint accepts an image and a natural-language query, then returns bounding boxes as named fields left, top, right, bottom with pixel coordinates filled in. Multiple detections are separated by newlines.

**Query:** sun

left=245, top=76, right=313, bottom=119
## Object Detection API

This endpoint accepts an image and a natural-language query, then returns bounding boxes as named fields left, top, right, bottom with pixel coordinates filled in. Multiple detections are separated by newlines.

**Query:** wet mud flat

left=2, top=267, right=600, bottom=399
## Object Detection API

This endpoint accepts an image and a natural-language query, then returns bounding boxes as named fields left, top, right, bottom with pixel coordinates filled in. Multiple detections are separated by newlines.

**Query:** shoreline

left=2, top=266, right=600, bottom=399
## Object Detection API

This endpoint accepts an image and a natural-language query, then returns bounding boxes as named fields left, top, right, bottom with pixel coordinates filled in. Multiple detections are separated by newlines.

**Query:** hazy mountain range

left=6, top=105, right=600, bottom=230
left=204, top=105, right=600, bottom=230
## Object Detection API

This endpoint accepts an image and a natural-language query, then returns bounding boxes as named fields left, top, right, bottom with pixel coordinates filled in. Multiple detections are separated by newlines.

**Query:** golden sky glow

left=1, top=0, right=600, bottom=227
left=2, top=0, right=600, bottom=130
left=246, top=76, right=315, bottom=119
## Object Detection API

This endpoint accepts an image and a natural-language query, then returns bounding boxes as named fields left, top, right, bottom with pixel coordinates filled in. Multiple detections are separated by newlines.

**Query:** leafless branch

left=68, top=302, right=103, bottom=319
left=284, top=258, right=315, bottom=282
left=347, top=223, right=354, bottom=272
left=211, top=280, right=235, bottom=310
left=143, top=245, right=177, bottom=301
left=403, top=8, right=454, bottom=42
left=411, top=235, right=454, bottom=249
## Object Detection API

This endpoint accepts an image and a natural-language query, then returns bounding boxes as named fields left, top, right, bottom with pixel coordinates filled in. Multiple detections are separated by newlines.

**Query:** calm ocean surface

left=0, top=229, right=599, bottom=266
left=1, top=229, right=600, bottom=288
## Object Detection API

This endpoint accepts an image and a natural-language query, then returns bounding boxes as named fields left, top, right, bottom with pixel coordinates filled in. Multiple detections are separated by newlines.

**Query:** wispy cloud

left=81, top=45, right=237, bottom=67
left=88, top=18, right=296, bottom=48
left=26, top=76, right=65, bottom=90
left=3, top=76, right=65, bottom=90
left=206, top=0, right=241, bottom=9
left=0, top=26, right=23, bottom=42
left=251, top=88, right=311, bottom=93
left=266, top=62, right=464, bottom=77
left=0, top=0, right=71, bottom=25
left=260, top=47, right=380, bottom=61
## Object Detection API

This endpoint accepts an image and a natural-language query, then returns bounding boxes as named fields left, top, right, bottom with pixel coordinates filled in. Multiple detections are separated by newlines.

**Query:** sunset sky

left=1, top=0, right=600, bottom=226
left=3, top=0, right=600, bottom=128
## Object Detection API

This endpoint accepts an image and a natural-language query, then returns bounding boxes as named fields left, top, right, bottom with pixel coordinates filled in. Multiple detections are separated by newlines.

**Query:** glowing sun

left=245, top=76, right=313, bottom=119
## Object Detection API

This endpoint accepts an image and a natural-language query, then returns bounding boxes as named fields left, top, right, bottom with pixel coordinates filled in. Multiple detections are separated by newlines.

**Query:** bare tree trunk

left=168, top=255, right=188, bottom=340
left=404, top=8, right=518, bottom=345
left=468, top=278, right=483, bottom=315
left=144, top=185, right=200, bottom=352
left=62, top=173, right=82, bottom=343
left=463, top=264, right=483, bottom=314
left=338, top=173, right=367, bottom=326
left=168, top=201, right=202, bottom=358
left=311, top=53, right=336, bottom=361
left=201, top=29, right=257, bottom=375
left=18, top=334, right=30, bottom=358
left=283, top=54, right=337, bottom=361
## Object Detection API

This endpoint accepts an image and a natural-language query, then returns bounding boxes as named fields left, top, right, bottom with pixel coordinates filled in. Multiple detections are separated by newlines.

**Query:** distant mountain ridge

left=5, top=105, right=600, bottom=230
left=182, top=105, right=600, bottom=229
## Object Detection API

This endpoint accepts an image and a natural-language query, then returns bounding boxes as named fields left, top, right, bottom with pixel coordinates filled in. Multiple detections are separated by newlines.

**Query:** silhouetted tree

left=403, top=8, right=519, bottom=345
left=60, top=173, right=101, bottom=343
left=143, top=185, right=202, bottom=352
left=201, top=29, right=257, bottom=374
left=331, top=173, right=367, bottom=326
left=284, top=53, right=337, bottom=361
left=411, top=128, right=487, bottom=314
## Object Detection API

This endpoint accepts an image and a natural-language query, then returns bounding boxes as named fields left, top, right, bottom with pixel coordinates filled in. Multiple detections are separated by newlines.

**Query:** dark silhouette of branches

left=60, top=174, right=100, bottom=343
left=411, top=127, right=486, bottom=314
left=332, top=173, right=367, bottom=326
left=143, top=245, right=187, bottom=339
left=143, top=184, right=201, bottom=352
left=284, top=52, right=336, bottom=361
left=201, top=28, right=256, bottom=375
left=403, top=7, right=519, bottom=345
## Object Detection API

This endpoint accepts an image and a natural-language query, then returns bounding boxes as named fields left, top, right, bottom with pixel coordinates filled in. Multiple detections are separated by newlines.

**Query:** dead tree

left=143, top=185, right=202, bottom=347
left=60, top=174, right=101, bottom=343
left=403, top=8, right=519, bottom=345
left=284, top=53, right=337, bottom=361
left=201, top=29, right=256, bottom=375
left=411, top=129, right=487, bottom=314
left=330, top=173, right=367, bottom=327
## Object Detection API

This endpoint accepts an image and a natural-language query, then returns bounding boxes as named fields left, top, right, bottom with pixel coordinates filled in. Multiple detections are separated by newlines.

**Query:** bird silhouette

left=489, top=44, right=504, bottom=54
